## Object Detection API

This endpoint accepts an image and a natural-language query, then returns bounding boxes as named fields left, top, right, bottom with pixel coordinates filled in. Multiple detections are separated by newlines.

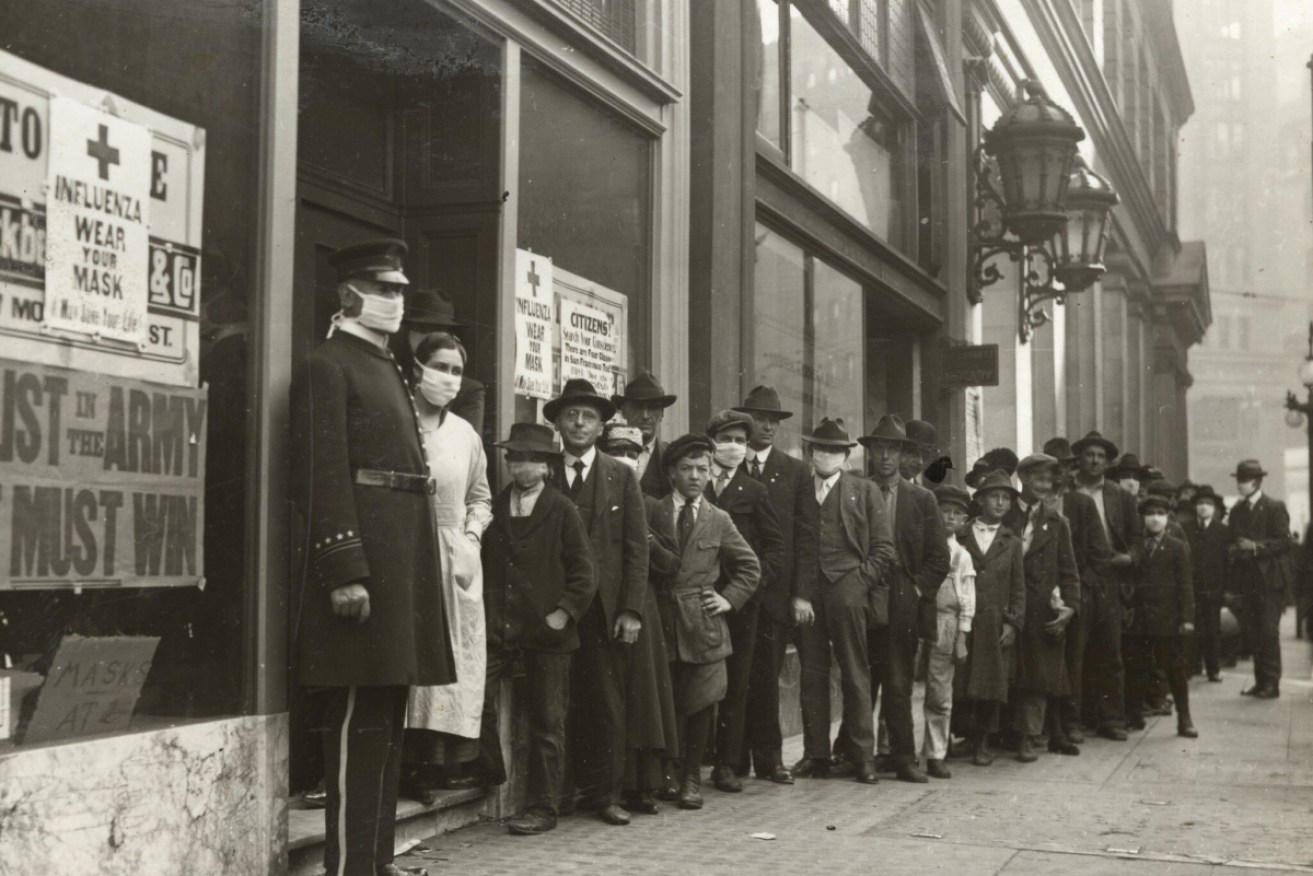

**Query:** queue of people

left=292, top=238, right=1290, bottom=876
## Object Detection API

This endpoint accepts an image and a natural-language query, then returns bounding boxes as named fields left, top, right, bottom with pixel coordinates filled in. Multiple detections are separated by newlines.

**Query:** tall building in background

left=1178, top=0, right=1313, bottom=532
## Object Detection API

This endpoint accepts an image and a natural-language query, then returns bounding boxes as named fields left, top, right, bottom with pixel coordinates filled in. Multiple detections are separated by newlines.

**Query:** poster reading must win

left=0, top=357, right=207, bottom=590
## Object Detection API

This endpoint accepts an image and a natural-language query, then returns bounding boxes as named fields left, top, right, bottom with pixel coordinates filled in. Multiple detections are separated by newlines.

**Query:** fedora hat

left=858, top=414, right=915, bottom=449
left=802, top=417, right=857, bottom=449
left=600, top=423, right=644, bottom=454
left=1191, top=484, right=1226, bottom=511
left=328, top=238, right=409, bottom=285
left=973, top=469, right=1021, bottom=501
left=1107, top=453, right=1143, bottom=480
left=665, top=432, right=717, bottom=468
left=1016, top=453, right=1062, bottom=477
left=706, top=409, right=754, bottom=439
left=733, top=385, right=794, bottom=420
left=964, top=458, right=993, bottom=489
left=905, top=419, right=939, bottom=450
left=612, top=370, right=676, bottom=409
left=934, top=484, right=974, bottom=513
left=495, top=422, right=561, bottom=457
left=544, top=378, right=617, bottom=422
left=1042, top=437, right=1076, bottom=463
left=1071, top=430, right=1119, bottom=459
left=1233, top=459, right=1268, bottom=480
left=403, top=287, right=467, bottom=329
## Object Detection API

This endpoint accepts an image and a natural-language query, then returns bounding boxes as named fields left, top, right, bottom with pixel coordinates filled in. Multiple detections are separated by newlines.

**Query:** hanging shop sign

left=0, top=358, right=208, bottom=591
left=0, top=50, right=205, bottom=387
left=513, top=248, right=554, bottom=400
left=941, top=343, right=1000, bottom=388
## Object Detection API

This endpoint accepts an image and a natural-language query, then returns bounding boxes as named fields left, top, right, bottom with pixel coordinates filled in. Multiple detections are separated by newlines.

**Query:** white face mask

left=1144, top=512, right=1168, bottom=535
left=1196, top=501, right=1216, bottom=522
left=612, top=455, right=639, bottom=472
left=1236, top=479, right=1259, bottom=498
left=811, top=449, right=846, bottom=477
left=349, top=286, right=405, bottom=334
left=418, top=363, right=461, bottom=408
left=713, top=441, right=748, bottom=471
left=506, top=460, right=548, bottom=490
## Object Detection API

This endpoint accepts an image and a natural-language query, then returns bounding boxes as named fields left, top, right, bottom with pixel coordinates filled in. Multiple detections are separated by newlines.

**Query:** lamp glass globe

left=1286, top=408, right=1306, bottom=429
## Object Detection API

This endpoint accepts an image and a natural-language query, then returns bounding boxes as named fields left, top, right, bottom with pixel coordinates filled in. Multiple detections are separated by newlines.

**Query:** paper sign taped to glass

left=0, top=357, right=207, bottom=591
left=0, top=50, right=205, bottom=388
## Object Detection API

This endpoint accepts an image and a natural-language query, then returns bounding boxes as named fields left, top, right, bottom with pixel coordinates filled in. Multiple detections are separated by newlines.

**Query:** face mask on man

left=610, top=453, right=639, bottom=472
left=1196, top=500, right=1216, bottom=523
left=347, top=285, right=405, bottom=334
left=1236, top=479, right=1259, bottom=498
left=1144, top=511, right=1168, bottom=535
left=418, top=363, right=461, bottom=408
left=810, top=449, right=846, bottom=477
left=507, top=460, right=548, bottom=490
left=713, top=441, right=748, bottom=471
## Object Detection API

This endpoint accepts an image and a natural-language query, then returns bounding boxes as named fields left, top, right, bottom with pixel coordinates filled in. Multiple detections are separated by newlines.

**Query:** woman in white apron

left=402, top=331, right=492, bottom=801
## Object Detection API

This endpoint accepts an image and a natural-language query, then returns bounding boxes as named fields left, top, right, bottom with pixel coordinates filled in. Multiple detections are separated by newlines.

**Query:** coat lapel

left=837, top=472, right=865, bottom=555
left=1026, top=503, right=1057, bottom=557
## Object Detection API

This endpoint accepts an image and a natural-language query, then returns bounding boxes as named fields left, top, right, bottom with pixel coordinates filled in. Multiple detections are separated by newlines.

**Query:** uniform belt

left=353, top=468, right=436, bottom=495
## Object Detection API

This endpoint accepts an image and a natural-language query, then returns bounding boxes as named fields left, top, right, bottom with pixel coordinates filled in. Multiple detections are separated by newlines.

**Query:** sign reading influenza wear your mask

left=0, top=51, right=205, bottom=387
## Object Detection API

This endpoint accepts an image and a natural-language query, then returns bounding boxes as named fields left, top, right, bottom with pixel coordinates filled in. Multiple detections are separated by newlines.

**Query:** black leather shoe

left=1063, top=725, right=1085, bottom=744
left=712, top=764, right=743, bottom=793
left=621, top=791, right=659, bottom=815
left=678, top=775, right=703, bottom=809
left=1177, top=719, right=1198, bottom=739
left=791, top=757, right=831, bottom=779
left=1207, top=674, right=1223, bottom=683
left=1047, top=738, right=1080, bottom=756
left=1096, top=725, right=1128, bottom=741
left=895, top=760, right=929, bottom=783
left=827, top=757, right=857, bottom=778
left=925, top=759, right=951, bottom=780
left=655, top=773, right=681, bottom=801
left=597, top=804, right=631, bottom=825
left=872, top=754, right=896, bottom=773
left=1254, top=686, right=1280, bottom=699
left=855, top=761, right=879, bottom=784
left=761, top=764, right=794, bottom=784
left=1126, top=716, right=1146, bottom=731
left=971, top=739, right=994, bottom=767
left=507, top=809, right=558, bottom=835
left=378, top=866, right=428, bottom=876
left=1016, top=738, right=1038, bottom=763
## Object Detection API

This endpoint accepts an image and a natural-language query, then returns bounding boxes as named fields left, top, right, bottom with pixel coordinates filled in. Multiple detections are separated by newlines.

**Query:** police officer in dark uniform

left=291, top=238, right=454, bottom=876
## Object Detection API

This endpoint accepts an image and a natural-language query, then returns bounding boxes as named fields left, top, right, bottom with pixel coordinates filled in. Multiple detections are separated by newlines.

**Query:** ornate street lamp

left=967, top=80, right=1119, bottom=342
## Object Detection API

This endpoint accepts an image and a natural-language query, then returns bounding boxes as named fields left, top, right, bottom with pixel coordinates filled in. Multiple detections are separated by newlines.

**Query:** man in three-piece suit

left=1042, top=437, right=1112, bottom=745
left=1071, top=430, right=1140, bottom=740
left=291, top=238, right=455, bottom=876
left=614, top=371, right=677, bottom=499
left=857, top=415, right=950, bottom=784
left=1181, top=485, right=1230, bottom=681
left=790, top=418, right=896, bottom=785
left=703, top=410, right=786, bottom=793
left=733, top=386, right=818, bottom=784
left=549, top=379, right=650, bottom=826
left=1228, top=459, right=1292, bottom=698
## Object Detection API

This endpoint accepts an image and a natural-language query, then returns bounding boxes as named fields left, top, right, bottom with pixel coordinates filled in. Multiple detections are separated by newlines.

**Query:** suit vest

left=816, top=482, right=858, bottom=583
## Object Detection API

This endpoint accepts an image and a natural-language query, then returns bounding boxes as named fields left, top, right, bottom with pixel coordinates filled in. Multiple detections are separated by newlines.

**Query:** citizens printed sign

left=0, top=358, right=207, bottom=590
left=0, top=51, right=205, bottom=387
left=559, top=297, right=619, bottom=390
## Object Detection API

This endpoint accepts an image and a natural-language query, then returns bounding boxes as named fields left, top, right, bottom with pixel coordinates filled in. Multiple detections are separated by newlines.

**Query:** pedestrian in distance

left=1228, top=459, right=1292, bottom=699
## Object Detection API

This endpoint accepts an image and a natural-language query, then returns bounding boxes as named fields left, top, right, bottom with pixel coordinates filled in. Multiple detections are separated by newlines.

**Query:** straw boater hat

left=611, top=370, right=677, bottom=409
left=706, top=409, right=754, bottom=439
left=858, top=414, right=916, bottom=449
left=1232, top=459, right=1268, bottom=480
left=733, top=385, right=794, bottom=420
left=544, top=378, right=616, bottom=422
left=600, top=423, right=644, bottom=455
left=973, top=469, right=1021, bottom=501
left=801, top=417, right=858, bottom=449
left=1071, top=430, right=1119, bottom=459
left=495, top=422, right=561, bottom=457
left=1107, top=453, right=1144, bottom=480
left=403, top=287, right=467, bottom=329
left=328, top=238, right=410, bottom=285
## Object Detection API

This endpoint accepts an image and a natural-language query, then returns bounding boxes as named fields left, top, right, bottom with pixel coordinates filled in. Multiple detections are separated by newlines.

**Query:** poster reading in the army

left=43, top=95, right=152, bottom=344
left=514, top=248, right=554, bottom=400
left=0, top=50, right=205, bottom=387
left=0, top=357, right=208, bottom=590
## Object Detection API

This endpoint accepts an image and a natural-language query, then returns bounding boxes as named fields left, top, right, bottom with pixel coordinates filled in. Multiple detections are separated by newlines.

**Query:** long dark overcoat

left=753, top=449, right=818, bottom=624
left=955, top=526, right=1025, bottom=702
left=1007, top=502, right=1081, bottom=695
left=1128, top=534, right=1194, bottom=637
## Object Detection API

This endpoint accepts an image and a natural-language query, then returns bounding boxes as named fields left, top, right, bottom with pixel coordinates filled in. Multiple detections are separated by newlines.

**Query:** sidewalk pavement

left=401, top=614, right=1313, bottom=875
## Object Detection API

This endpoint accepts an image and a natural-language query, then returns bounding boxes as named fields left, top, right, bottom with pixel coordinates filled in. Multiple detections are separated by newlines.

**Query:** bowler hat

left=706, top=409, right=754, bottom=439
left=1016, top=453, right=1062, bottom=476
left=964, top=458, right=993, bottom=489
left=403, top=287, right=467, bottom=329
left=974, top=469, right=1021, bottom=501
left=934, top=484, right=974, bottom=512
left=544, top=378, right=617, bottom=422
left=733, top=385, right=794, bottom=420
left=600, top=423, right=644, bottom=454
left=1138, top=465, right=1166, bottom=484
left=612, top=370, right=677, bottom=409
left=1071, top=430, right=1119, bottom=459
left=1107, top=453, right=1143, bottom=480
left=1233, top=459, right=1268, bottom=480
left=328, top=238, right=410, bottom=285
left=495, top=422, right=560, bottom=457
left=858, top=414, right=915, bottom=449
left=905, top=419, right=939, bottom=450
left=1042, top=437, right=1076, bottom=462
left=1192, top=484, right=1227, bottom=512
left=923, top=455, right=954, bottom=484
left=802, top=417, right=858, bottom=449
left=665, top=433, right=717, bottom=468
left=1144, top=478, right=1176, bottom=499
left=1139, top=494, right=1171, bottom=515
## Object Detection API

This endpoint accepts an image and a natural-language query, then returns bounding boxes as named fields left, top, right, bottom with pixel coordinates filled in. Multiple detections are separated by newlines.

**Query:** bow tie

left=974, top=522, right=999, bottom=532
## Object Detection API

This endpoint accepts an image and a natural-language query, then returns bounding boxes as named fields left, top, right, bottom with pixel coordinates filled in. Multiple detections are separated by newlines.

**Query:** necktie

left=1020, top=504, right=1036, bottom=553
left=750, top=456, right=762, bottom=479
left=568, top=460, right=586, bottom=499
left=678, top=500, right=695, bottom=550
left=880, top=484, right=892, bottom=499
left=816, top=479, right=830, bottom=505
left=716, top=472, right=729, bottom=498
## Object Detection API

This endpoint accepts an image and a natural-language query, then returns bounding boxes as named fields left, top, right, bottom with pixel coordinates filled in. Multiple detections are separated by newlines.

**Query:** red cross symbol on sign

left=86, top=124, right=120, bottom=181
left=527, top=260, right=542, bottom=298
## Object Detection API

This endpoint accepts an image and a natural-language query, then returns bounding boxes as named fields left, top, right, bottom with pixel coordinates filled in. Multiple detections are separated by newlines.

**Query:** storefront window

left=752, top=224, right=866, bottom=471
left=757, top=0, right=783, bottom=150
left=1, top=0, right=260, bottom=747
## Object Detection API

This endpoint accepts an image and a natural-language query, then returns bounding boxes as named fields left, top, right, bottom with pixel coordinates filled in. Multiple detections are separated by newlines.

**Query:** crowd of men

left=293, top=239, right=1295, bottom=876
